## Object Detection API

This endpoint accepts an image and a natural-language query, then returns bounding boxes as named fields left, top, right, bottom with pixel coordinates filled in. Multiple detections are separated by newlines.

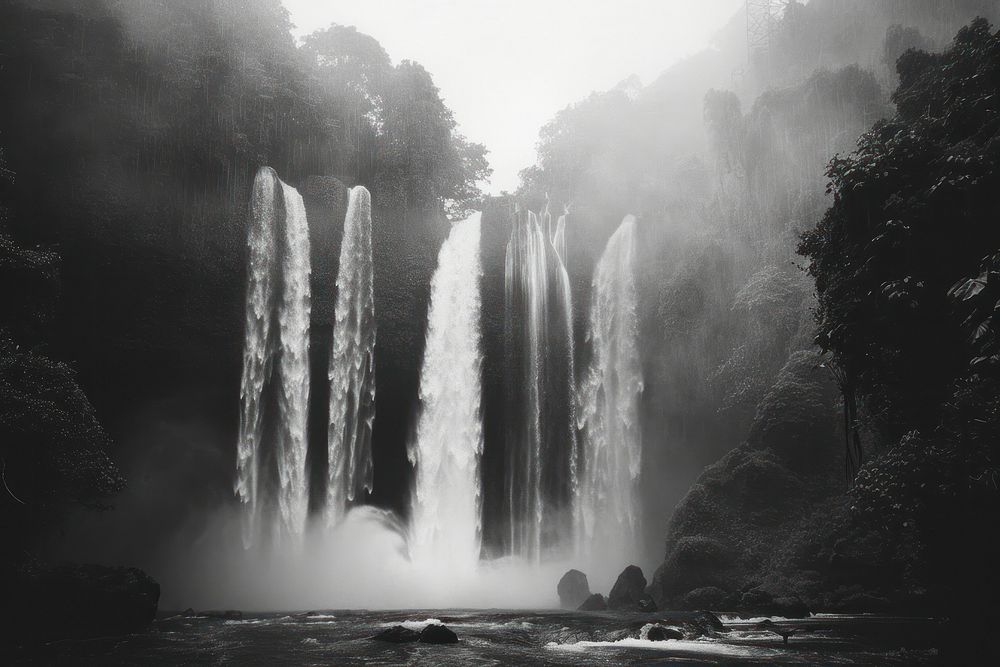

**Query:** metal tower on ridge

left=746, top=0, right=790, bottom=63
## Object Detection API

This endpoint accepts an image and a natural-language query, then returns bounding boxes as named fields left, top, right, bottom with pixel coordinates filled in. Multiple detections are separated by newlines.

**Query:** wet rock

left=578, top=593, right=608, bottom=611
left=293, top=611, right=320, bottom=619
left=638, top=594, right=658, bottom=612
left=419, top=623, right=458, bottom=644
left=646, top=624, right=684, bottom=641
left=695, top=610, right=726, bottom=632
left=557, top=569, right=591, bottom=609
left=608, top=565, right=647, bottom=610
left=756, top=619, right=796, bottom=645
left=602, top=629, right=635, bottom=641
left=371, top=625, right=420, bottom=643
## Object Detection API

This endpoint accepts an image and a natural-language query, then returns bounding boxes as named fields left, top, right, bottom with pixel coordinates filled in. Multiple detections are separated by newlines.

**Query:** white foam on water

left=546, top=637, right=785, bottom=659
left=393, top=618, right=444, bottom=631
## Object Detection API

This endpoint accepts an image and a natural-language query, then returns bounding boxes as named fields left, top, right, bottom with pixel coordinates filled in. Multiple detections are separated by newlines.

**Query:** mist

left=4, top=0, right=1000, bottom=663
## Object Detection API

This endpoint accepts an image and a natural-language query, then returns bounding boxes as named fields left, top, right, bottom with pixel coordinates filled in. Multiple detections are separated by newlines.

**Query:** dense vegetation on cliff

left=0, top=149, right=124, bottom=566
left=648, top=17, right=1000, bottom=657
left=512, top=0, right=999, bottom=649
left=514, top=0, right=1000, bottom=557
left=800, top=14, right=1000, bottom=625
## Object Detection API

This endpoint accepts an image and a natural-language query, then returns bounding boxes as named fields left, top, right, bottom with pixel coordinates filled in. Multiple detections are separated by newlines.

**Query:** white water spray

left=326, top=186, right=376, bottom=525
left=276, top=182, right=312, bottom=538
left=551, top=211, right=568, bottom=267
left=236, top=168, right=312, bottom=546
left=408, top=213, right=484, bottom=571
left=575, top=215, right=643, bottom=567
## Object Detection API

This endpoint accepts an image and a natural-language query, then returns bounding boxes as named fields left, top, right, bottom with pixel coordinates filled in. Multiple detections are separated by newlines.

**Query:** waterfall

left=276, top=182, right=313, bottom=537
left=236, top=167, right=312, bottom=546
left=575, top=215, right=643, bottom=563
left=551, top=212, right=567, bottom=267
left=504, top=205, right=576, bottom=560
left=408, top=213, right=484, bottom=570
left=326, top=186, right=376, bottom=525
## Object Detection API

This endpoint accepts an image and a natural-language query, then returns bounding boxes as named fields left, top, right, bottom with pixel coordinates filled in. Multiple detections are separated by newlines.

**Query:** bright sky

left=282, top=0, right=744, bottom=194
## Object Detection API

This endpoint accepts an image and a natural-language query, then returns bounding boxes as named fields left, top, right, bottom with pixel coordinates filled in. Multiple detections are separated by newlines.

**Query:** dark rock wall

left=296, top=176, right=449, bottom=518
left=300, top=176, right=349, bottom=514
left=479, top=197, right=622, bottom=554
left=368, top=200, right=447, bottom=515
left=479, top=197, right=514, bottom=554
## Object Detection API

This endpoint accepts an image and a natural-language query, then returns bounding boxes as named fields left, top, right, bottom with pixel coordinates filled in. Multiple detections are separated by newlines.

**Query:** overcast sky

left=282, top=0, right=743, bottom=193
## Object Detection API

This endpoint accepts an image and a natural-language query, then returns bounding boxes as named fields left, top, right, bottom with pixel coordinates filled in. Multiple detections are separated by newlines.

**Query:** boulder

left=638, top=594, right=658, bottom=612
left=557, top=569, right=591, bottom=609
left=608, top=565, right=647, bottom=610
left=371, top=625, right=420, bottom=643
left=419, top=623, right=458, bottom=644
left=646, top=624, right=684, bottom=641
left=695, top=610, right=726, bottom=632
left=578, top=593, right=608, bottom=611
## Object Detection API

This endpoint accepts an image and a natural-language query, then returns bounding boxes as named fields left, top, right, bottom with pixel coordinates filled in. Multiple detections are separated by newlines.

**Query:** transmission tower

left=746, top=0, right=789, bottom=64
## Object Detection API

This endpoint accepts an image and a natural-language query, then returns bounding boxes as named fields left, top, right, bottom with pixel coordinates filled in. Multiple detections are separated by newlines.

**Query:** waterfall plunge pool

left=18, top=609, right=941, bottom=665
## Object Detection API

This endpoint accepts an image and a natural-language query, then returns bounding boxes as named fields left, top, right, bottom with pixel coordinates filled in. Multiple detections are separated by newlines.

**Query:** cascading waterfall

left=504, top=204, right=576, bottom=560
left=236, top=167, right=312, bottom=546
left=325, top=186, right=376, bottom=525
left=276, top=182, right=313, bottom=537
left=551, top=209, right=568, bottom=267
left=408, top=212, right=484, bottom=570
left=575, top=215, right=643, bottom=563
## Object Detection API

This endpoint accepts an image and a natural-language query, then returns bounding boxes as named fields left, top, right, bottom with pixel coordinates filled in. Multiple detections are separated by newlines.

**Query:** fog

left=8, top=0, right=999, bottom=617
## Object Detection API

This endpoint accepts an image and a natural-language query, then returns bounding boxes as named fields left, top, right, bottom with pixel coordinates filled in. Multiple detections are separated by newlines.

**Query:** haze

left=282, top=0, right=744, bottom=193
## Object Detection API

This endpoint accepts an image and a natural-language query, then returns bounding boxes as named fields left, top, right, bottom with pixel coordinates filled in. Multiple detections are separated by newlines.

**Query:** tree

left=376, top=60, right=491, bottom=215
left=799, top=19, right=1000, bottom=454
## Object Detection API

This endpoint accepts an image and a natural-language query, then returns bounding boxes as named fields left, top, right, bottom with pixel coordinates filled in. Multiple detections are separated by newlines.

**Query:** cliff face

left=300, top=176, right=349, bottom=513
left=478, top=198, right=512, bottom=554
left=368, top=198, right=448, bottom=514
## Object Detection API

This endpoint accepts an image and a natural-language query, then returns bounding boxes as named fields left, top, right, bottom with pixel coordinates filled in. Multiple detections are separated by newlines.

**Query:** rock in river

left=371, top=625, right=420, bottom=643
left=608, top=565, right=648, bottom=610
left=420, top=623, right=459, bottom=644
left=557, top=569, right=591, bottom=609
left=646, top=624, right=684, bottom=641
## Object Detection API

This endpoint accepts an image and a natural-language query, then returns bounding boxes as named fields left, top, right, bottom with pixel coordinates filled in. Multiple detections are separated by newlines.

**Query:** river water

left=16, top=609, right=941, bottom=665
